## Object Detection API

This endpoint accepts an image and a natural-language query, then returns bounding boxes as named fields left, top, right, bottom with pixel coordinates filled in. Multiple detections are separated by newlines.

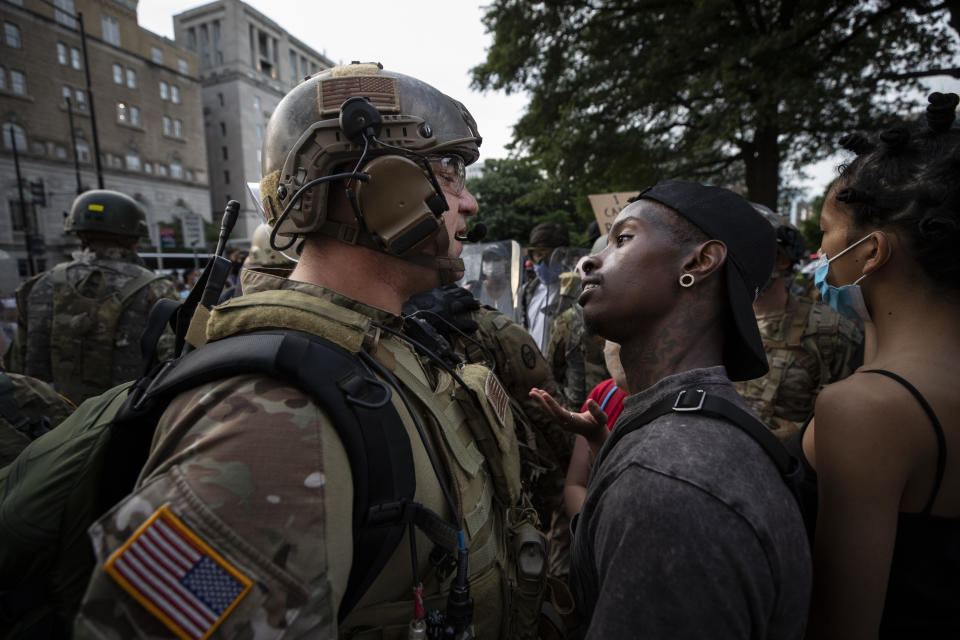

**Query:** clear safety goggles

left=428, top=155, right=466, bottom=196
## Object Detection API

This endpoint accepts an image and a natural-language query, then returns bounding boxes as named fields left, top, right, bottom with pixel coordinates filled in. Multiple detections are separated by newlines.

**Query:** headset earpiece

left=339, top=97, right=383, bottom=145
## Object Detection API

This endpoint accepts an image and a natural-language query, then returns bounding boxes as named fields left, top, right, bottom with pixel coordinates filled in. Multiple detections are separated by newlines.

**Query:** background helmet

left=259, top=62, right=482, bottom=237
left=750, top=202, right=807, bottom=268
left=247, top=223, right=296, bottom=268
left=64, top=190, right=149, bottom=237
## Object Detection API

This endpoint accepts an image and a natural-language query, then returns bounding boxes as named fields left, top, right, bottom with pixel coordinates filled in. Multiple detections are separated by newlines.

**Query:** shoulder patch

left=104, top=505, right=252, bottom=640
left=520, top=344, right=537, bottom=370
left=484, top=372, right=511, bottom=427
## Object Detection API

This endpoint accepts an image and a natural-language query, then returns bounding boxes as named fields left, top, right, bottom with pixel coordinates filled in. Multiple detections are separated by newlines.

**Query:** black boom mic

left=465, top=223, right=486, bottom=243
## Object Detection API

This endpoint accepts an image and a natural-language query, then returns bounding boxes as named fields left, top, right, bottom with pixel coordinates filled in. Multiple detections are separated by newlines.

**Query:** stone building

left=173, top=0, right=336, bottom=239
left=0, top=0, right=209, bottom=293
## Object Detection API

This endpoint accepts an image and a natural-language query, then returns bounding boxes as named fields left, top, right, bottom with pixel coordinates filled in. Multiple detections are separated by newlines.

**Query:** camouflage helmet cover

left=64, top=190, right=149, bottom=237
left=260, top=63, right=482, bottom=237
left=750, top=202, right=807, bottom=267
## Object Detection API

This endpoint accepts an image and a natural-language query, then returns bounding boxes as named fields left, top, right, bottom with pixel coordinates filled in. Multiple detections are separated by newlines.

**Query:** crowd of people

left=0, top=61, right=957, bottom=640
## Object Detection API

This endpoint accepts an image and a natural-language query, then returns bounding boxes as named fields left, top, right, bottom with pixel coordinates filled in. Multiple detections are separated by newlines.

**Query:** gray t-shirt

left=569, top=366, right=811, bottom=639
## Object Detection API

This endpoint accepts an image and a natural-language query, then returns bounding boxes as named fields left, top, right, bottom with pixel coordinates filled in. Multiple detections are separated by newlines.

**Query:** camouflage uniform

left=75, top=270, right=531, bottom=640
left=733, top=292, right=864, bottom=441
left=19, top=247, right=178, bottom=404
left=544, top=273, right=609, bottom=410
left=0, top=370, right=74, bottom=467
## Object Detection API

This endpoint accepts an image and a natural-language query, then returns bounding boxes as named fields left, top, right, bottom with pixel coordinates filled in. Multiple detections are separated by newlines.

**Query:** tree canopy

left=472, top=0, right=960, bottom=209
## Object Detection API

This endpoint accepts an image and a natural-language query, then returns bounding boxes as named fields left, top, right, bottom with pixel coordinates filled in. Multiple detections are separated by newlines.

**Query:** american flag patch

left=104, top=505, right=252, bottom=640
left=319, top=75, right=399, bottom=115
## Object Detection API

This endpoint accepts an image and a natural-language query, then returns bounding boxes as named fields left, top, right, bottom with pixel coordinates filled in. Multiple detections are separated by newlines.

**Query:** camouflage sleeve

left=74, top=374, right=352, bottom=640
left=145, top=276, right=181, bottom=362
left=23, top=274, right=54, bottom=383
left=544, top=312, right=570, bottom=406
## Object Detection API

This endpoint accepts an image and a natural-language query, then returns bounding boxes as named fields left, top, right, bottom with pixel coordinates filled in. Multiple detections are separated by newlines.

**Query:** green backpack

left=0, top=330, right=457, bottom=639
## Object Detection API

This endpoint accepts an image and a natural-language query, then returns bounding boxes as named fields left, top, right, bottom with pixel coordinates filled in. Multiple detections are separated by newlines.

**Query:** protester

left=794, top=92, right=960, bottom=639
left=532, top=180, right=811, bottom=638
left=521, top=222, right=571, bottom=352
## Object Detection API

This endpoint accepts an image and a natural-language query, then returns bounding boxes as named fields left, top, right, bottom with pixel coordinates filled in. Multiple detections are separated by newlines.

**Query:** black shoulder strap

left=598, top=388, right=804, bottom=503
left=112, top=330, right=451, bottom=621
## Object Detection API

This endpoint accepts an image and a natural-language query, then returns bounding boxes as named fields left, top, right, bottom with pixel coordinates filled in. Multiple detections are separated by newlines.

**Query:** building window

left=186, top=27, right=196, bottom=52
left=151, top=46, right=163, bottom=64
left=10, top=70, right=25, bottom=95
left=159, top=81, right=168, bottom=100
left=75, top=139, right=90, bottom=162
left=311, top=62, right=318, bottom=75
left=116, top=102, right=128, bottom=123
left=112, top=63, right=123, bottom=84
left=144, top=162, right=152, bottom=173
left=130, top=106, right=140, bottom=126
left=55, top=145, right=67, bottom=159
left=253, top=95, right=261, bottom=112
left=61, top=85, right=72, bottom=103
left=7, top=0, right=23, bottom=6
left=186, top=169, right=194, bottom=181
left=178, top=58, right=188, bottom=75
left=10, top=202, right=28, bottom=232
left=31, top=141, right=43, bottom=154
left=300, top=55, right=307, bottom=80
left=289, top=50, right=297, bottom=81
left=217, top=92, right=224, bottom=107
left=70, top=47, right=81, bottom=70
left=125, top=151, right=140, bottom=171
left=3, top=122, right=27, bottom=150
left=53, top=0, right=76, bottom=28
left=223, top=170, right=230, bottom=184
left=74, top=88, right=86, bottom=111
left=213, top=20, right=222, bottom=64
left=171, top=85, right=180, bottom=104
left=101, top=15, right=120, bottom=46
left=4, top=23, right=21, bottom=48
left=57, top=42, right=69, bottom=65
left=221, top=145, right=227, bottom=160
left=0, top=68, right=5, bottom=92
left=126, top=68, right=137, bottom=88
left=157, top=164, right=168, bottom=177
left=219, top=121, right=226, bottom=136
left=255, top=123, right=263, bottom=141
left=173, top=119, right=182, bottom=137
left=199, top=23, right=210, bottom=68
left=162, top=116, right=171, bottom=135
left=170, top=161, right=183, bottom=179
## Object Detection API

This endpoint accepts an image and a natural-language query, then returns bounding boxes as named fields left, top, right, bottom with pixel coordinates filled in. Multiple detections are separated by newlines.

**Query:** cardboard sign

left=587, top=191, right=641, bottom=234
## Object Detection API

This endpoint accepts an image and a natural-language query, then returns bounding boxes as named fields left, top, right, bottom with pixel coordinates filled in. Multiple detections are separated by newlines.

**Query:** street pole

left=10, top=134, right=34, bottom=276
left=78, top=12, right=104, bottom=189
left=65, top=96, right=83, bottom=195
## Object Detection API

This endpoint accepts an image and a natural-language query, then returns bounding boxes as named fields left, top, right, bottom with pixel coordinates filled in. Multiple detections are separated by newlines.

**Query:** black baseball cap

left=637, top=180, right=776, bottom=381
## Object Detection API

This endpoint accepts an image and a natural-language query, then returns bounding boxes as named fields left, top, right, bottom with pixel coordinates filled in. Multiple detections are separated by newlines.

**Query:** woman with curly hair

left=795, top=92, right=960, bottom=639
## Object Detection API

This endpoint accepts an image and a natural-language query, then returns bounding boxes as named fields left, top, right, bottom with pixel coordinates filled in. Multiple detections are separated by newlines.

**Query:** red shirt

left=582, top=378, right=627, bottom=430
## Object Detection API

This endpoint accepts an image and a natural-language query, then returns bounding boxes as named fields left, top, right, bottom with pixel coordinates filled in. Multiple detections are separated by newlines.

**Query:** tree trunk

left=744, top=124, right=780, bottom=210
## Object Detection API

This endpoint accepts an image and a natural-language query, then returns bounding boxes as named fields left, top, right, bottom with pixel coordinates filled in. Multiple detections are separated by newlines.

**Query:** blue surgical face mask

left=814, top=232, right=876, bottom=322
left=533, top=260, right=562, bottom=284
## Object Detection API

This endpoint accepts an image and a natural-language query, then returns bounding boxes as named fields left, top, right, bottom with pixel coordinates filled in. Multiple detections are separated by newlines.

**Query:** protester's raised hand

left=528, top=387, right=609, bottom=449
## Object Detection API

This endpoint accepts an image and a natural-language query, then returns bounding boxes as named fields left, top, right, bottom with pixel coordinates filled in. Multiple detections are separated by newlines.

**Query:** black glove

left=403, top=285, right=480, bottom=336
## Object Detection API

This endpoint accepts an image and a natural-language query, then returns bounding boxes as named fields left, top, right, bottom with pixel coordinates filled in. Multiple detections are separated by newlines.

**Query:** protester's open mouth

left=579, top=278, right=601, bottom=304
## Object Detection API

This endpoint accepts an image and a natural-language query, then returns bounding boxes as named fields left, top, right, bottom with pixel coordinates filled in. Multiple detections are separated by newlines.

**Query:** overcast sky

left=138, top=1, right=960, bottom=202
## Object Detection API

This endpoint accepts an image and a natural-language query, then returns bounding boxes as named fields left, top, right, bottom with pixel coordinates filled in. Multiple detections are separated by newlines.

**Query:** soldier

left=0, top=366, right=74, bottom=467
left=245, top=221, right=297, bottom=272
left=545, top=272, right=609, bottom=410
left=13, top=190, right=178, bottom=404
left=732, top=205, right=864, bottom=441
left=520, top=223, right=571, bottom=352
left=75, top=63, right=544, bottom=640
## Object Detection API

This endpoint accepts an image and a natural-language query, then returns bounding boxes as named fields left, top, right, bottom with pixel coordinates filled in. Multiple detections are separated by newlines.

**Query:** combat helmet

left=247, top=222, right=296, bottom=268
left=64, top=190, right=149, bottom=237
left=750, top=203, right=807, bottom=269
left=259, top=62, right=482, bottom=283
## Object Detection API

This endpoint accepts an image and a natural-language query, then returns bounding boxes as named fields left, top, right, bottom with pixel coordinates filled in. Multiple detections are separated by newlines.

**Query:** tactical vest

left=47, top=263, right=164, bottom=403
left=202, top=290, right=544, bottom=639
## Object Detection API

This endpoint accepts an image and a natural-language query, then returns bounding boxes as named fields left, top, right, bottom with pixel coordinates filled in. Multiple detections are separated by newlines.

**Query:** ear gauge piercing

left=679, top=273, right=695, bottom=288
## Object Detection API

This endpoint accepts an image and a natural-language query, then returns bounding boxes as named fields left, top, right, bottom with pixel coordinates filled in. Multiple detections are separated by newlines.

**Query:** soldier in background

left=0, top=366, right=74, bottom=467
left=13, top=190, right=178, bottom=404
left=732, top=205, right=864, bottom=441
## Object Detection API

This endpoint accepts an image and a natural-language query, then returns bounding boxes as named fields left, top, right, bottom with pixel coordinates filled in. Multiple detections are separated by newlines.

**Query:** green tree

left=472, top=0, right=959, bottom=208
left=468, top=156, right=592, bottom=244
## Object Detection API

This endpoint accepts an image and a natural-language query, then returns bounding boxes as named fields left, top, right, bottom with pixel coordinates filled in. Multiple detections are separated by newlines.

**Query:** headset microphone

left=464, top=223, right=487, bottom=243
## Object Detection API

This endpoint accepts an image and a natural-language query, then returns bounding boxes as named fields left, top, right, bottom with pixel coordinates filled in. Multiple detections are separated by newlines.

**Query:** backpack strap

left=597, top=388, right=804, bottom=503
left=114, top=329, right=454, bottom=621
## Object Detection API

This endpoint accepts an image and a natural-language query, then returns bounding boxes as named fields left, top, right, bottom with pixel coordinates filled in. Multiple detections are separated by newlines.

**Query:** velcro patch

left=318, top=75, right=399, bottom=116
left=104, top=505, right=251, bottom=640
left=485, top=371, right=510, bottom=428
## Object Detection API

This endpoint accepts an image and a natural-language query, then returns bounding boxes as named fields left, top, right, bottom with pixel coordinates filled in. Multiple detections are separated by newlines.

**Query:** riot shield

left=457, top=240, right=522, bottom=323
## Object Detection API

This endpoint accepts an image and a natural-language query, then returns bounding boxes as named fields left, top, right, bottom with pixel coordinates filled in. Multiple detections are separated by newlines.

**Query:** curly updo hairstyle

left=833, top=92, right=960, bottom=290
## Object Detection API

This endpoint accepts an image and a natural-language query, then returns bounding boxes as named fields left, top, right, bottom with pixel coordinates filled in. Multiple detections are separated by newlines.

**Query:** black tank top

left=785, top=369, right=960, bottom=637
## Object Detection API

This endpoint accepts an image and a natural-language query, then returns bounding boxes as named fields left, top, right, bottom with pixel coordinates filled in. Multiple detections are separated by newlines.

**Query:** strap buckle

left=673, top=389, right=706, bottom=412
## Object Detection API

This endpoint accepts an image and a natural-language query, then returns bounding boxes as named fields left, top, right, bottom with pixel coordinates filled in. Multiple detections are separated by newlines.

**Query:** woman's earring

left=679, top=273, right=695, bottom=288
